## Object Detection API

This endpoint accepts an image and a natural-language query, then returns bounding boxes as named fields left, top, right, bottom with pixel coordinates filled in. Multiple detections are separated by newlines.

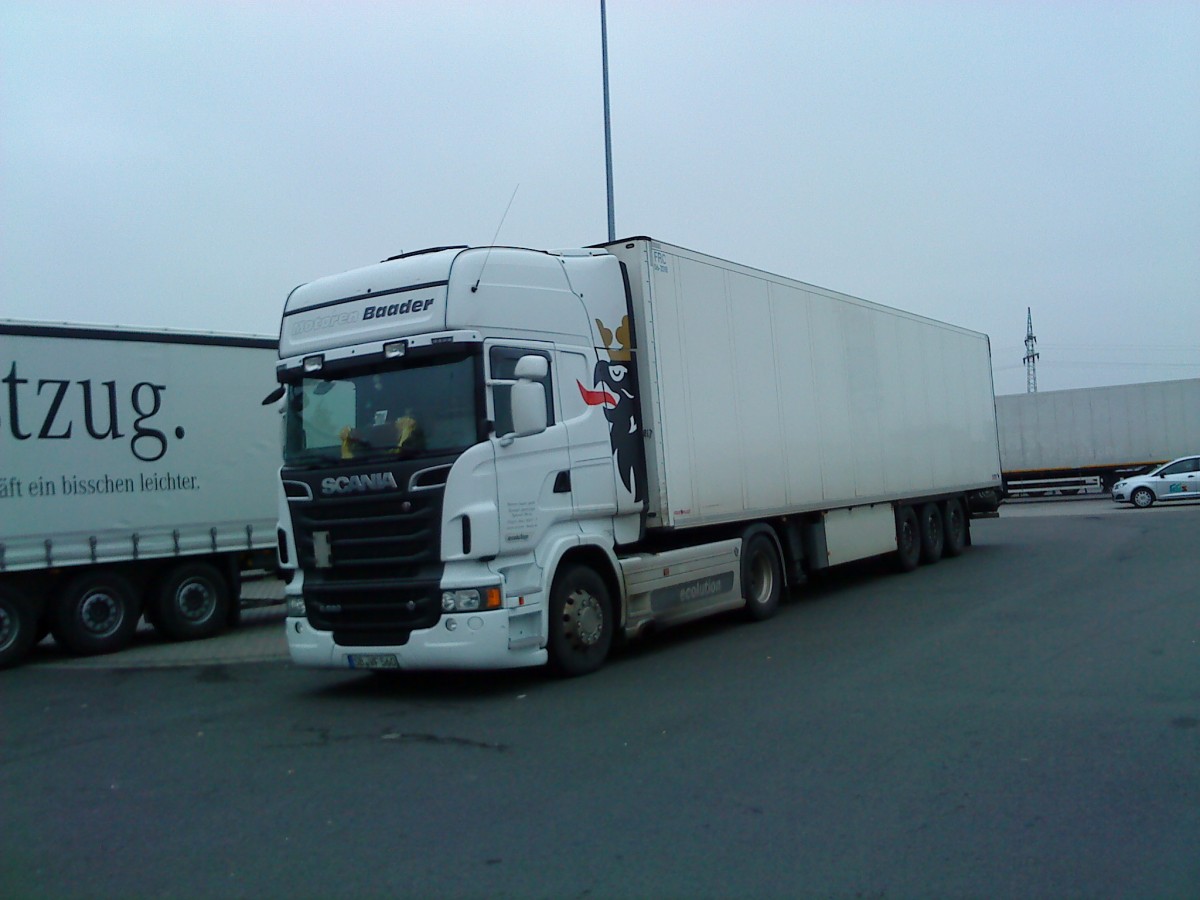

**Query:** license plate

left=347, top=653, right=400, bottom=670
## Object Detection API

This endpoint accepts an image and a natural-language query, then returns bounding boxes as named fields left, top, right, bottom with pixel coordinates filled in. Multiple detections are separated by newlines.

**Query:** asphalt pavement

left=3, top=499, right=1198, bottom=899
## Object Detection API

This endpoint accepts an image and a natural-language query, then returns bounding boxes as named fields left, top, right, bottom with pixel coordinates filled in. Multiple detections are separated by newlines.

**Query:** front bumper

left=286, top=608, right=547, bottom=671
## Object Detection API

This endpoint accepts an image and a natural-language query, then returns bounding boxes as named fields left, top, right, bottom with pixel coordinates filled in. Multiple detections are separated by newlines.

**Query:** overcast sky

left=3, top=1, right=1197, bottom=396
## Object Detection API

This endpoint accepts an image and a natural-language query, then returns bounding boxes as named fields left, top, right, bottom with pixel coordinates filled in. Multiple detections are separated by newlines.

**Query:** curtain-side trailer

left=276, top=237, right=1002, bottom=676
left=0, top=322, right=279, bottom=668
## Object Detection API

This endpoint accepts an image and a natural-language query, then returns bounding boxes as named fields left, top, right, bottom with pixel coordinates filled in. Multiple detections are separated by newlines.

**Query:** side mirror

left=500, top=355, right=548, bottom=445
left=514, top=355, right=548, bottom=380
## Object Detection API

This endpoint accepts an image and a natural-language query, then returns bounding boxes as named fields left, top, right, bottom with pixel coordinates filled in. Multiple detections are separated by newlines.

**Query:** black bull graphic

left=577, top=316, right=644, bottom=504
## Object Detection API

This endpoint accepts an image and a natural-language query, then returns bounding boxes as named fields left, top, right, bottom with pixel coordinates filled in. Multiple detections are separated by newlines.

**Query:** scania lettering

left=321, top=473, right=400, bottom=494
left=276, top=239, right=1002, bottom=677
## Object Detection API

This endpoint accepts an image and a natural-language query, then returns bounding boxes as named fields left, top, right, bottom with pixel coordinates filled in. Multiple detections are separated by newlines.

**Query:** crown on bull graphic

left=596, top=316, right=632, bottom=362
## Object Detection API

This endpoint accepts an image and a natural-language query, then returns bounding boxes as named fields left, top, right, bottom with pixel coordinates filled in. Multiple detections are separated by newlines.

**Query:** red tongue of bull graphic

left=578, top=381, right=617, bottom=408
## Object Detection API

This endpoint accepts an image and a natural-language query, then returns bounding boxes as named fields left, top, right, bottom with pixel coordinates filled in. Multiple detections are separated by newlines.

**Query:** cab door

left=486, top=342, right=573, bottom=553
left=557, top=346, right=618, bottom=522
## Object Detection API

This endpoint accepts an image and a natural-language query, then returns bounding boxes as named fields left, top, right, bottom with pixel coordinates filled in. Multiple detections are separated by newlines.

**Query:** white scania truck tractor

left=276, top=238, right=1002, bottom=676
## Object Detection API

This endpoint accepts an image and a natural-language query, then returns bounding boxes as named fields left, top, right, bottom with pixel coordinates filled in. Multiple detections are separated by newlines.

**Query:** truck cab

left=277, top=246, right=642, bottom=673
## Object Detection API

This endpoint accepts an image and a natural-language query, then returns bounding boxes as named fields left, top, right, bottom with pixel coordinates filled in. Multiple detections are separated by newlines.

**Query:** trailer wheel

left=51, top=571, right=140, bottom=656
left=152, top=562, right=231, bottom=642
left=942, top=499, right=967, bottom=558
left=741, top=530, right=782, bottom=622
left=919, top=503, right=944, bottom=564
left=1131, top=487, right=1155, bottom=509
left=894, top=506, right=921, bottom=572
left=0, top=584, right=38, bottom=669
left=548, top=565, right=613, bottom=677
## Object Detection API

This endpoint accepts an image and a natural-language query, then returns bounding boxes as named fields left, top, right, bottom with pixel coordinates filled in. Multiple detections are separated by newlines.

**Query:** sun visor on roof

left=278, top=250, right=460, bottom=358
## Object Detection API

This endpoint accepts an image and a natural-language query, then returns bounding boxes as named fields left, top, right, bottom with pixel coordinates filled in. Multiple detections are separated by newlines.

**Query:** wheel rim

left=902, top=519, right=918, bottom=556
left=749, top=549, right=774, bottom=606
left=1133, top=489, right=1152, bottom=508
left=177, top=579, right=217, bottom=623
left=80, top=591, right=123, bottom=638
left=563, top=588, right=604, bottom=649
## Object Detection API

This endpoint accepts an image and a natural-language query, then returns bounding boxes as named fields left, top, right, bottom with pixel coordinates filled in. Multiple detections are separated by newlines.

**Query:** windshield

left=283, top=352, right=480, bottom=466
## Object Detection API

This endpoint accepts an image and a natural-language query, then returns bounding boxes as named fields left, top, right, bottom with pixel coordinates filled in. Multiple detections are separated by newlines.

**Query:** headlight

left=441, top=588, right=502, bottom=612
left=286, top=594, right=306, bottom=617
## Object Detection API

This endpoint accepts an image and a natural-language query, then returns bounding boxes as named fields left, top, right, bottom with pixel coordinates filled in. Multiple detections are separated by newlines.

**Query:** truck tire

left=151, top=562, right=231, bottom=642
left=548, top=565, right=613, bottom=677
left=51, top=571, right=140, bottom=656
left=0, top=584, right=38, bottom=669
left=894, top=506, right=921, bottom=572
left=741, top=530, right=782, bottom=622
left=919, top=503, right=944, bottom=564
left=1131, top=487, right=1155, bottom=509
left=942, top=499, right=967, bottom=558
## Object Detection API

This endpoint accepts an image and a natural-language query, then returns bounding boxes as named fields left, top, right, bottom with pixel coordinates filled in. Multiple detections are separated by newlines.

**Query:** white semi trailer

left=276, top=238, right=1002, bottom=676
left=0, top=322, right=280, bottom=668
left=995, top=378, right=1200, bottom=495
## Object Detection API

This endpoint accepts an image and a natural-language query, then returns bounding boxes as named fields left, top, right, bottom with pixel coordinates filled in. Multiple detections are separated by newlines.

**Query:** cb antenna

left=472, top=184, right=520, bottom=293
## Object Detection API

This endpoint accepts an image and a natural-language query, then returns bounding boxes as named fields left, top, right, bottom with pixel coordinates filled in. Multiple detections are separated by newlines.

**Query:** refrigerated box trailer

left=0, top=321, right=280, bottom=668
left=996, top=378, right=1200, bottom=495
left=275, top=237, right=1003, bottom=676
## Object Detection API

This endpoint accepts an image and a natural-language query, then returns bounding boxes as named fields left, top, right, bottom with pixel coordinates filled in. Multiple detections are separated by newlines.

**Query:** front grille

left=285, top=460, right=450, bottom=640
left=304, top=574, right=441, bottom=645
left=292, top=490, right=440, bottom=573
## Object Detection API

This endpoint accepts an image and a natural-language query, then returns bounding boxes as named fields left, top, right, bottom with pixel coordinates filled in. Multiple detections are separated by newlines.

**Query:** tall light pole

left=601, top=0, right=615, bottom=242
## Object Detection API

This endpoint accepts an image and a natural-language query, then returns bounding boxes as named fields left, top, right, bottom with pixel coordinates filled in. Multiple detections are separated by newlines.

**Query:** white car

left=1112, top=455, right=1200, bottom=508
